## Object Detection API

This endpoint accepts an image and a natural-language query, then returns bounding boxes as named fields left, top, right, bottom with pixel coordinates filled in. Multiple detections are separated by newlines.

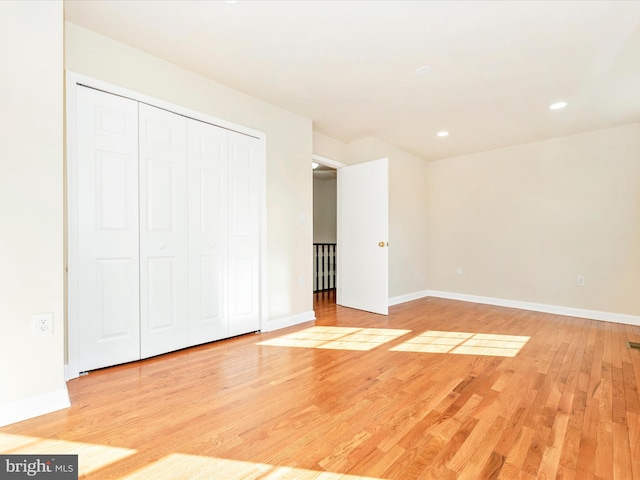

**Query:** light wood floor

left=2, top=293, right=640, bottom=479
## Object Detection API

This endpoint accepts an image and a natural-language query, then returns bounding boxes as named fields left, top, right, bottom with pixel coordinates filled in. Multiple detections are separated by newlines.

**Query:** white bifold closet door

left=227, top=131, right=261, bottom=337
left=187, top=118, right=229, bottom=345
left=74, top=86, right=261, bottom=373
left=138, top=104, right=190, bottom=358
left=187, top=123, right=261, bottom=342
left=76, top=87, right=140, bottom=372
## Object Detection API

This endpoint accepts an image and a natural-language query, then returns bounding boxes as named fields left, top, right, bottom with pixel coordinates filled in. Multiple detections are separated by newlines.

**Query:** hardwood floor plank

left=456, top=415, right=507, bottom=479
left=576, top=393, right=599, bottom=479
left=536, top=409, right=570, bottom=480
left=417, top=416, right=479, bottom=479
left=627, top=412, right=640, bottom=480
left=1, top=295, right=639, bottom=479
left=595, top=420, right=614, bottom=480
left=612, top=421, right=633, bottom=480
left=500, top=425, right=536, bottom=476
left=556, top=465, right=577, bottom=480
left=351, top=444, right=405, bottom=478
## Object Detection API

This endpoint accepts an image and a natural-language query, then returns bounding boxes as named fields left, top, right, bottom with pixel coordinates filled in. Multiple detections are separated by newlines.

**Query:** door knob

left=378, top=241, right=386, bottom=247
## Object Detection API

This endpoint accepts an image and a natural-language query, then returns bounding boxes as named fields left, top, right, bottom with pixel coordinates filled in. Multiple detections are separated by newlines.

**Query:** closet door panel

left=228, top=132, right=261, bottom=337
left=188, top=119, right=229, bottom=345
left=76, top=86, right=140, bottom=372
left=139, top=104, right=189, bottom=358
left=147, top=257, right=176, bottom=330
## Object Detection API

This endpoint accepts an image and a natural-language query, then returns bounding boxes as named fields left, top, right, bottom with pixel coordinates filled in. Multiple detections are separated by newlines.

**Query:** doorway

left=312, top=155, right=339, bottom=307
left=312, top=155, right=390, bottom=316
left=336, top=158, right=389, bottom=315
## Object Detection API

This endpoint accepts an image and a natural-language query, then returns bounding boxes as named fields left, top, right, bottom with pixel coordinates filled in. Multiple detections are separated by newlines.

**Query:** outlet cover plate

left=33, top=312, right=53, bottom=337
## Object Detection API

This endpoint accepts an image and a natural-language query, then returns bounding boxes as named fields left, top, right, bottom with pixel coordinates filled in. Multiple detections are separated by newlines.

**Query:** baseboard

left=263, top=310, right=316, bottom=332
left=427, top=290, right=640, bottom=327
left=388, top=290, right=430, bottom=307
left=0, top=388, right=71, bottom=427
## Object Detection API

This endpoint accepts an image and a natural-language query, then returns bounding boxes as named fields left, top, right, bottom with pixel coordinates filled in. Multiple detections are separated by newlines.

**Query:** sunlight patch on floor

left=391, top=331, right=530, bottom=357
left=0, top=434, right=383, bottom=479
left=257, top=326, right=411, bottom=351
left=0, top=432, right=137, bottom=476
left=122, top=453, right=383, bottom=479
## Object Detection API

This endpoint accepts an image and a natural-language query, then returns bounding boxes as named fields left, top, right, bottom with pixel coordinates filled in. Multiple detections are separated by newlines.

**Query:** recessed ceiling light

left=416, top=66, right=432, bottom=76
left=437, top=131, right=449, bottom=137
left=549, top=101, right=567, bottom=110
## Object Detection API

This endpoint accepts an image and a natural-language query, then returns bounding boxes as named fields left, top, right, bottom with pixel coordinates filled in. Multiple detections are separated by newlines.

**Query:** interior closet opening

left=66, top=73, right=266, bottom=378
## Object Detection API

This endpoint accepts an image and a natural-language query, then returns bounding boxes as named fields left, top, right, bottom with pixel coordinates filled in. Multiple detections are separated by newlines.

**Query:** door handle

left=378, top=242, right=387, bottom=247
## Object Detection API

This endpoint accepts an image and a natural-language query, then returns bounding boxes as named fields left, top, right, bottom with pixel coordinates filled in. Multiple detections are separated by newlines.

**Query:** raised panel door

left=139, top=104, right=189, bottom=358
left=76, top=86, right=140, bottom=371
left=187, top=119, right=229, bottom=344
left=227, top=132, right=261, bottom=336
left=337, top=158, right=389, bottom=315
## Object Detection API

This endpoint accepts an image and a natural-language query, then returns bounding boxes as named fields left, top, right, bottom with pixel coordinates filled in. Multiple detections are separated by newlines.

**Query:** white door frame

left=312, top=154, right=346, bottom=171
left=311, top=154, right=346, bottom=301
left=66, top=72, right=267, bottom=380
left=312, top=154, right=391, bottom=314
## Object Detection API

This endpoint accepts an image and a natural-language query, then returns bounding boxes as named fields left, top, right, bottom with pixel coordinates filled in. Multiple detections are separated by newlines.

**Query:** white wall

left=0, top=1, right=68, bottom=424
left=313, top=131, right=346, bottom=164
left=426, top=123, right=640, bottom=316
left=65, top=22, right=314, bottom=328
left=313, top=178, right=337, bottom=243
left=317, top=121, right=640, bottom=320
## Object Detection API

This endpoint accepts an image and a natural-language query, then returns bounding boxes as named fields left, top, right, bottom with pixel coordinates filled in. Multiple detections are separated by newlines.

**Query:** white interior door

left=139, top=104, right=189, bottom=358
left=228, top=131, right=261, bottom=336
left=187, top=119, right=229, bottom=345
left=76, top=86, right=141, bottom=371
left=337, top=158, right=389, bottom=315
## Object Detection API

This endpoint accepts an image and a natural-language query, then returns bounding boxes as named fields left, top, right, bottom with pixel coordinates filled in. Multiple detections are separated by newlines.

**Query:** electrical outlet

left=456, top=267, right=463, bottom=275
left=33, top=312, right=53, bottom=337
left=299, top=275, right=306, bottom=286
left=577, top=275, right=586, bottom=286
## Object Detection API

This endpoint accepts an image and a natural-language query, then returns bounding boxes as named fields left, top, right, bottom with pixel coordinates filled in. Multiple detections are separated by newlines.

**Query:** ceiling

left=65, top=1, right=640, bottom=161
